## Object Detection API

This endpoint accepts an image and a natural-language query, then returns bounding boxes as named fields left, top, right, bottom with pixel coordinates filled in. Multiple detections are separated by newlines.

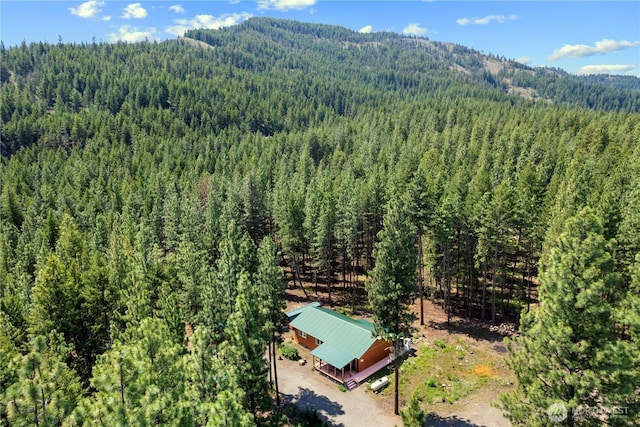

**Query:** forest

left=1, top=17, right=639, bottom=426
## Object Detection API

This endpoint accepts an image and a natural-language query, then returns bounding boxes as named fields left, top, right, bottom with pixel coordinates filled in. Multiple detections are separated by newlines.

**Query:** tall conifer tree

left=256, top=236, right=286, bottom=407
left=366, top=192, right=417, bottom=415
left=222, top=273, right=270, bottom=419
left=5, top=333, right=81, bottom=426
left=501, top=208, right=637, bottom=426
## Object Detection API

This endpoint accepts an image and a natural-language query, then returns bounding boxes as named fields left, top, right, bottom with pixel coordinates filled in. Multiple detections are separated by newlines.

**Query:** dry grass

left=374, top=335, right=514, bottom=413
left=471, top=364, right=497, bottom=378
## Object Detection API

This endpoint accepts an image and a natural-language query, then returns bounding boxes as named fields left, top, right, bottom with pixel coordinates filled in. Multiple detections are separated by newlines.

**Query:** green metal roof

left=311, top=343, right=354, bottom=370
left=289, top=306, right=377, bottom=368
left=285, top=302, right=321, bottom=320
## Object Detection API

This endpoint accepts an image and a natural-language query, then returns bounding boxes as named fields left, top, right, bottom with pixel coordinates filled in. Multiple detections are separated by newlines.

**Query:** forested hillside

left=1, top=17, right=639, bottom=425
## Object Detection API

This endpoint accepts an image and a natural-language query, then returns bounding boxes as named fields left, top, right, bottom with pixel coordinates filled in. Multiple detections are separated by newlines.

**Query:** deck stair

left=345, top=378, right=358, bottom=391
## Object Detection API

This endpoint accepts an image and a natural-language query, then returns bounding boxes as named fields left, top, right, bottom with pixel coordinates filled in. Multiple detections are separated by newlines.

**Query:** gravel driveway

left=276, top=357, right=400, bottom=427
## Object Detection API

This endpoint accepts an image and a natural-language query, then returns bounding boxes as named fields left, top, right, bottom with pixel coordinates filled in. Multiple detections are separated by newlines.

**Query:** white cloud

left=549, top=39, right=640, bottom=60
left=457, top=14, right=517, bottom=26
left=108, top=25, right=157, bottom=43
left=515, top=56, right=533, bottom=65
left=257, top=0, right=316, bottom=11
left=69, top=0, right=104, bottom=19
left=579, top=64, right=636, bottom=75
left=165, top=12, right=252, bottom=37
left=122, top=3, right=148, bottom=19
left=402, top=23, right=428, bottom=36
left=359, top=25, right=373, bottom=34
left=169, top=4, right=185, bottom=14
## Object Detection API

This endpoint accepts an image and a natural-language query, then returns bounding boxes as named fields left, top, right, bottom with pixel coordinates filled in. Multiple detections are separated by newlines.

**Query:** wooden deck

left=314, top=360, right=351, bottom=383
left=314, top=347, right=410, bottom=389
left=351, top=355, right=392, bottom=383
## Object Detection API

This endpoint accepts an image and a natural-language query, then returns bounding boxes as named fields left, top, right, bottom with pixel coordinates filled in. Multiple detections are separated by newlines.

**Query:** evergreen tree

left=0, top=312, right=21, bottom=423
left=5, top=333, right=82, bottom=426
left=406, top=167, right=438, bottom=325
left=616, top=255, right=640, bottom=422
left=207, top=388, right=255, bottom=427
left=183, top=325, right=255, bottom=427
left=184, top=326, right=218, bottom=422
left=175, top=237, right=210, bottom=325
left=335, top=169, right=361, bottom=311
left=366, top=192, right=417, bottom=415
left=401, top=392, right=428, bottom=427
left=221, top=272, right=271, bottom=419
left=27, top=213, right=102, bottom=381
left=208, top=219, right=253, bottom=338
left=0, top=184, right=23, bottom=229
left=256, top=236, right=287, bottom=407
left=501, top=208, right=636, bottom=426
left=73, top=317, right=188, bottom=426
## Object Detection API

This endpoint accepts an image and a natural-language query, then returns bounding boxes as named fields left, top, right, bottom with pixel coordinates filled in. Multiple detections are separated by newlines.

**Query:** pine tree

left=366, top=192, right=417, bottom=416
left=335, top=169, right=360, bottom=311
left=27, top=213, right=101, bottom=381
left=401, top=392, right=427, bottom=427
left=0, top=311, right=21, bottom=423
left=500, top=208, right=636, bottom=426
left=73, top=318, right=188, bottom=426
left=221, top=272, right=271, bottom=419
left=5, top=333, right=82, bottom=426
left=256, top=236, right=287, bottom=407
left=616, top=255, right=640, bottom=422
left=207, top=388, right=255, bottom=427
left=406, top=168, right=438, bottom=326
left=184, top=325, right=254, bottom=427
left=0, top=185, right=23, bottom=229
left=211, top=220, right=247, bottom=337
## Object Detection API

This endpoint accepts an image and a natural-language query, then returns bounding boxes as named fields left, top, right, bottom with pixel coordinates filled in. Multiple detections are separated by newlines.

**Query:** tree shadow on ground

left=426, top=319, right=506, bottom=344
left=282, top=386, right=345, bottom=427
left=283, top=289, right=318, bottom=305
left=424, top=413, right=487, bottom=427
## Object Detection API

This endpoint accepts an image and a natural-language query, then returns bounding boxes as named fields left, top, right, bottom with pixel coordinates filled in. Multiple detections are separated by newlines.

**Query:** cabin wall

left=292, top=327, right=320, bottom=350
left=358, top=339, right=391, bottom=371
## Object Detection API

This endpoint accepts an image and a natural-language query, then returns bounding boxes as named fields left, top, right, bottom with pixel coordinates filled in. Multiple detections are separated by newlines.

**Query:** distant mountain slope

left=1, top=17, right=639, bottom=156
left=184, top=17, right=640, bottom=113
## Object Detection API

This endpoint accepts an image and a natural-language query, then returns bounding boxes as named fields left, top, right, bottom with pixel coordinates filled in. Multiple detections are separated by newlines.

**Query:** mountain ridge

left=2, top=17, right=639, bottom=156
left=2, top=17, right=638, bottom=112
left=183, top=17, right=640, bottom=110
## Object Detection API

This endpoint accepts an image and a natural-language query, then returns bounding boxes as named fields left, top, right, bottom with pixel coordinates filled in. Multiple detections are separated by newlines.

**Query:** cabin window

left=298, top=331, right=307, bottom=339
left=315, top=338, right=323, bottom=345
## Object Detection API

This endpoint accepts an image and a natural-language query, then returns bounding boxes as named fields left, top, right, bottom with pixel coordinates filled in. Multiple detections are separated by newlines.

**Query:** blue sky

left=2, top=1, right=639, bottom=76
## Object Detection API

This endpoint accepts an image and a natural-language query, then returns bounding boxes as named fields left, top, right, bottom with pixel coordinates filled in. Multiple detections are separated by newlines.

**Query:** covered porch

left=311, top=341, right=355, bottom=384
left=312, top=356, right=355, bottom=383
left=312, top=344, right=411, bottom=389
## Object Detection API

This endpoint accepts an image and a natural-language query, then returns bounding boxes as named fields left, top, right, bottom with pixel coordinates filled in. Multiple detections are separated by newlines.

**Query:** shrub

left=280, top=343, right=299, bottom=360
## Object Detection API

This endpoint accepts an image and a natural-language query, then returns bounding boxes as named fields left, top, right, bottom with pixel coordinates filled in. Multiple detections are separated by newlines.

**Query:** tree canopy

left=1, top=17, right=638, bottom=425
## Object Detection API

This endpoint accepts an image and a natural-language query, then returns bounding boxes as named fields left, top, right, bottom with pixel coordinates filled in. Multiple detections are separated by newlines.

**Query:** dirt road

left=424, top=386, right=512, bottom=427
left=277, top=356, right=400, bottom=427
